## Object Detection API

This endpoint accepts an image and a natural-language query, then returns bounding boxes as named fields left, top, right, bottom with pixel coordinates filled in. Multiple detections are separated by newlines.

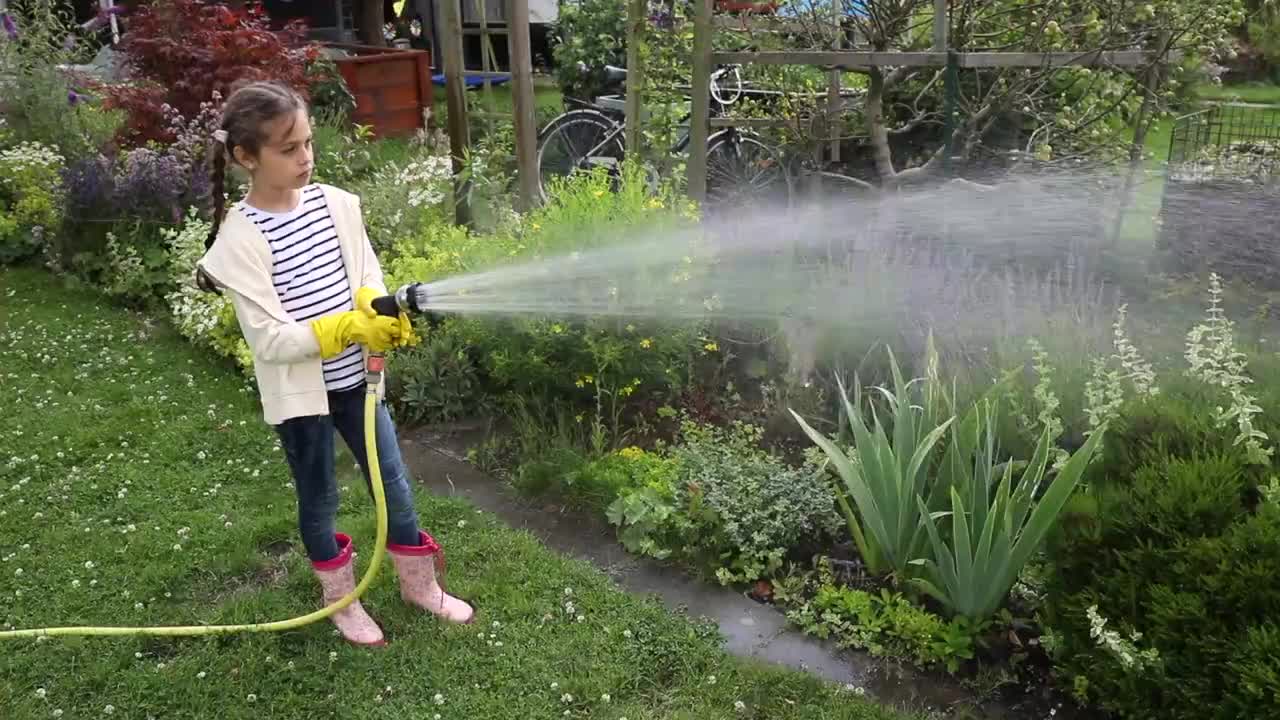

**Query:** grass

left=0, top=266, right=913, bottom=720
left=1194, top=80, right=1280, bottom=105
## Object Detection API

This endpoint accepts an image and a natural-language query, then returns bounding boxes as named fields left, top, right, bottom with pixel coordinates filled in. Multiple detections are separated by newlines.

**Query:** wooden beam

left=438, top=0, right=473, bottom=226
left=507, top=0, right=540, bottom=211
left=713, top=51, right=949, bottom=68
left=624, top=0, right=645, bottom=155
left=710, top=50, right=1173, bottom=69
left=957, top=51, right=1175, bottom=68
left=687, top=0, right=714, bottom=204
left=709, top=117, right=798, bottom=129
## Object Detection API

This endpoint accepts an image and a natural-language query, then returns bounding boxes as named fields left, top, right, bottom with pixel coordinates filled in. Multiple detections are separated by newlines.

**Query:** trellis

left=679, top=0, right=1178, bottom=202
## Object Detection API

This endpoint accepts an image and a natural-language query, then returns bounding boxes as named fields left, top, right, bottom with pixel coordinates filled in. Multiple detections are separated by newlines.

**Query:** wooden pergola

left=680, top=0, right=1179, bottom=202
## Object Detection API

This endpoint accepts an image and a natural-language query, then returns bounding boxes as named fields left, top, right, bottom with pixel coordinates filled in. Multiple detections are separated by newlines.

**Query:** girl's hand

left=355, top=286, right=381, bottom=318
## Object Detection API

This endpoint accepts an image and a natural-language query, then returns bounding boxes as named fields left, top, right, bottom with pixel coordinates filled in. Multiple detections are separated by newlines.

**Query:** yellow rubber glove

left=354, top=286, right=381, bottom=318
left=310, top=311, right=403, bottom=358
left=393, top=312, right=421, bottom=348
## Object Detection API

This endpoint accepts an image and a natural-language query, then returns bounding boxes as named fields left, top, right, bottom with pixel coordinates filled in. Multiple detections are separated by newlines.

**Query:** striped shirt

left=239, top=185, right=364, bottom=392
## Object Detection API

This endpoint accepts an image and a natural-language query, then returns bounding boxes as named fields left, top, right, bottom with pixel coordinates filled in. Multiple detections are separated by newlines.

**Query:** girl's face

left=237, top=108, right=314, bottom=191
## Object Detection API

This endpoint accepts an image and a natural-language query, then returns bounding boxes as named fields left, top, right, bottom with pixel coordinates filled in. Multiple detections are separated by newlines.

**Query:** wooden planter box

left=325, top=43, right=433, bottom=138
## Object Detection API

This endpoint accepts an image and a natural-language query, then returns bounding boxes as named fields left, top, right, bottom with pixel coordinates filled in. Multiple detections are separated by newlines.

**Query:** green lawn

left=0, top=266, right=912, bottom=720
left=1194, top=80, right=1280, bottom=105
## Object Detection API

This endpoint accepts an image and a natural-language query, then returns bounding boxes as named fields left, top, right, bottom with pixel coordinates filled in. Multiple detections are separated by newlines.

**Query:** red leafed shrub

left=100, top=0, right=319, bottom=146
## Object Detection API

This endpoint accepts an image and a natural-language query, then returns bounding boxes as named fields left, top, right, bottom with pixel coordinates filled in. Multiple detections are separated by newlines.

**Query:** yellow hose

left=0, top=376, right=389, bottom=640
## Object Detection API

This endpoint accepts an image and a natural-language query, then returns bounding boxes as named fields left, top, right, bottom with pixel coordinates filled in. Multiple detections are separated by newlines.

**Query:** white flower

left=734, top=700, right=746, bottom=712
left=561, top=693, right=574, bottom=703
left=433, top=693, right=445, bottom=705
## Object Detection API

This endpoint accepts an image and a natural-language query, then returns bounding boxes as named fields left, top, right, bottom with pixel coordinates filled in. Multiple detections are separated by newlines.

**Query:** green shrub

left=383, top=166, right=707, bottom=435
left=1042, top=452, right=1280, bottom=720
left=0, top=141, right=65, bottom=264
left=549, top=0, right=627, bottom=100
left=607, top=419, right=840, bottom=585
left=385, top=323, right=486, bottom=426
left=1086, top=376, right=1278, bottom=492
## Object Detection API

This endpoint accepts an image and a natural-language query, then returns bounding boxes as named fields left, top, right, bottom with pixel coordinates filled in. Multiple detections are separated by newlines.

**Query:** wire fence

left=1167, top=103, right=1280, bottom=182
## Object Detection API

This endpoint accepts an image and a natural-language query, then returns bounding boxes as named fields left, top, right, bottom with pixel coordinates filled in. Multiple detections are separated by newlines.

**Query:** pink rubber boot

left=311, top=533, right=386, bottom=647
left=387, top=531, right=475, bottom=624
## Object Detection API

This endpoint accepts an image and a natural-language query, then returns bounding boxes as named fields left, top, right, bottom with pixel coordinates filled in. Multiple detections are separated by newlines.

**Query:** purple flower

left=68, top=90, right=81, bottom=106
left=2, top=13, right=18, bottom=40
left=63, top=34, right=77, bottom=51
left=62, top=155, right=117, bottom=220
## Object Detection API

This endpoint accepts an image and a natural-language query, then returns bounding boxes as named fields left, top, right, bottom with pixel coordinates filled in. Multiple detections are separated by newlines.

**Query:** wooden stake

left=508, top=0, right=540, bottom=211
left=624, top=0, right=646, bottom=155
left=688, top=0, right=714, bottom=203
left=438, top=0, right=473, bottom=226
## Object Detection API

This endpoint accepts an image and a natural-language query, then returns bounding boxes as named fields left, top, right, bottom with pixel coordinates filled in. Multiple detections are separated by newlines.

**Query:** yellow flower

left=647, top=198, right=664, bottom=209
left=531, top=223, right=542, bottom=231
left=593, top=190, right=605, bottom=198
left=618, top=446, right=645, bottom=460
left=703, top=341, right=719, bottom=352
left=551, top=323, right=564, bottom=334
left=640, top=338, right=653, bottom=349
left=575, top=379, right=586, bottom=389
left=625, top=324, right=636, bottom=333
left=574, top=414, right=584, bottom=423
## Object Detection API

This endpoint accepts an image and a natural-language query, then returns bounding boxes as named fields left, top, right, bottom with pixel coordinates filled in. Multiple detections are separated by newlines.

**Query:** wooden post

left=624, top=0, right=646, bottom=155
left=932, top=0, right=947, bottom=52
left=687, top=0, right=714, bottom=204
left=477, top=0, right=493, bottom=125
left=438, top=0, right=473, bottom=226
left=508, top=0, right=540, bottom=211
left=826, top=1, right=841, bottom=163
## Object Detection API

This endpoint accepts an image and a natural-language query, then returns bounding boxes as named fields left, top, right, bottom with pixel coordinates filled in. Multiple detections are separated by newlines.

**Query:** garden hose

left=0, top=354, right=392, bottom=641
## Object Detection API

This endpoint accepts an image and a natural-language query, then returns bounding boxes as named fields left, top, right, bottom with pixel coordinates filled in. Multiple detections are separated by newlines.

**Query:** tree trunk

left=359, top=0, right=386, bottom=46
left=866, top=67, right=897, bottom=182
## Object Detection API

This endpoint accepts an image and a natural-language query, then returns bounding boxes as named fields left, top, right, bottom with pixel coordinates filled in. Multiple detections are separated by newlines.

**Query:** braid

left=196, top=137, right=229, bottom=294
left=206, top=141, right=228, bottom=250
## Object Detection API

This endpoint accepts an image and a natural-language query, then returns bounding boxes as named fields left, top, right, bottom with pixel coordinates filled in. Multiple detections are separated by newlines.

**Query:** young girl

left=194, top=80, right=475, bottom=647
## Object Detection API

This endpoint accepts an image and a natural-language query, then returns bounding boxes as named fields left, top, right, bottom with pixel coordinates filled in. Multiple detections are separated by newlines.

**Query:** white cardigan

left=197, top=184, right=388, bottom=425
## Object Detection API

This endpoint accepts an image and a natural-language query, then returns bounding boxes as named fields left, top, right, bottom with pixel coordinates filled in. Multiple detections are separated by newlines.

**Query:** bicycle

left=535, top=63, right=794, bottom=212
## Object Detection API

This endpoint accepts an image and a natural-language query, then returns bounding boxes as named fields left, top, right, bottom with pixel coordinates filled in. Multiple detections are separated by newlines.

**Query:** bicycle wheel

left=535, top=110, right=625, bottom=202
left=704, top=133, right=792, bottom=213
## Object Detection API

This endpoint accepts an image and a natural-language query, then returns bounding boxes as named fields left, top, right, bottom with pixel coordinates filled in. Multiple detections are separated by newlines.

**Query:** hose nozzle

left=371, top=283, right=430, bottom=317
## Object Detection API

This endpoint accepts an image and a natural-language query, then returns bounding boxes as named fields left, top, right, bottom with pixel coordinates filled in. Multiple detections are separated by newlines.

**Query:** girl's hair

left=197, top=80, right=306, bottom=293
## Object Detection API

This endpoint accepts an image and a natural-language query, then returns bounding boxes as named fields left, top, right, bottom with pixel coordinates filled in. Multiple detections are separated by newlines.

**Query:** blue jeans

left=274, top=385, right=422, bottom=563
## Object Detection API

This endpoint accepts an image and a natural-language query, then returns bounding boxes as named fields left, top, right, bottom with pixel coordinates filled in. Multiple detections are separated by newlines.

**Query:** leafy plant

left=912, top=400, right=1106, bottom=622
left=791, top=345, right=957, bottom=580
left=0, top=141, right=65, bottom=264
left=386, top=326, right=484, bottom=426
left=604, top=419, right=839, bottom=584
left=99, top=0, right=318, bottom=146
left=777, top=558, right=979, bottom=673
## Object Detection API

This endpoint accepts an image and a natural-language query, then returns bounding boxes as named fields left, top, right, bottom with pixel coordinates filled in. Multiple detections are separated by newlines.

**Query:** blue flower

left=1, top=13, right=18, bottom=40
